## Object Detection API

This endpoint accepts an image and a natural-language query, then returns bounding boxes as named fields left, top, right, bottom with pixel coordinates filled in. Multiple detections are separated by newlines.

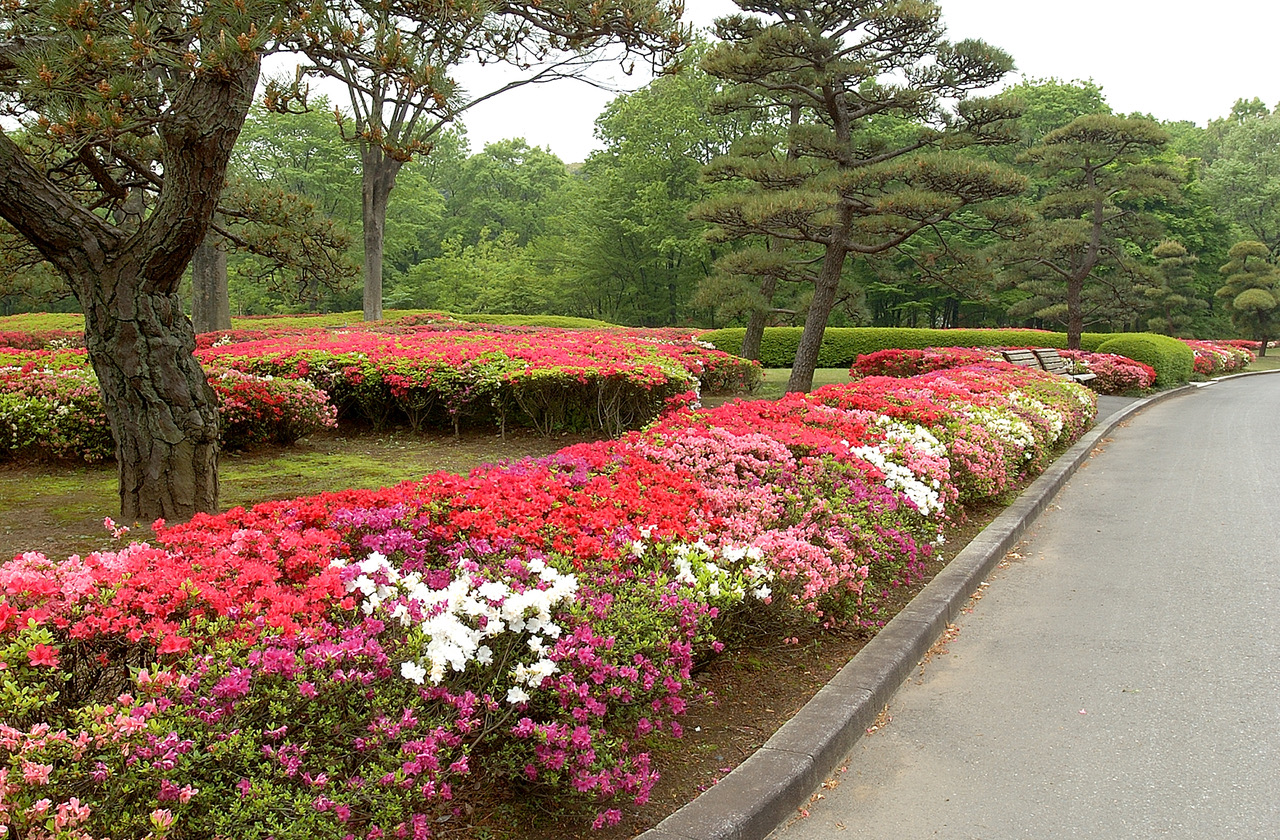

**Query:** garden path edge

left=632, top=376, right=1250, bottom=840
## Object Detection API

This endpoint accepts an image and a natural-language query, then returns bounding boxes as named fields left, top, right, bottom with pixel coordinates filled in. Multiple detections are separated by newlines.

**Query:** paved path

left=770, top=376, right=1280, bottom=840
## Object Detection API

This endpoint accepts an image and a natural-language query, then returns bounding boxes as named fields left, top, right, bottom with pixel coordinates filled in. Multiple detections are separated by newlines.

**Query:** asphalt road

left=770, top=376, right=1280, bottom=840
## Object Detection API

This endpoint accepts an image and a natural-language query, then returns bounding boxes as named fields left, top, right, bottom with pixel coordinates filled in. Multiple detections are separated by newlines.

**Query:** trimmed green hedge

left=451, top=314, right=618, bottom=329
left=700, top=326, right=1194, bottom=386
left=1095, top=334, right=1194, bottom=387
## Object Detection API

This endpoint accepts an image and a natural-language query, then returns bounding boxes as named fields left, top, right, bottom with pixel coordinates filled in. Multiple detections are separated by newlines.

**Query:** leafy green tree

left=1144, top=240, right=1203, bottom=336
left=402, top=229, right=551, bottom=314
left=1005, top=114, right=1181, bottom=348
left=441, top=139, right=571, bottom=247
left=695, top=0, right=1026, bottom=392
left=570, top=48, right=756, bottom=326
left=1203, top=109, right=1280, bottom=252
left=1000, top=77, right=1111, bottom=150
left=1216, top=240, right=1280, bottom=355
left=0, top=0, right=686, bottom=522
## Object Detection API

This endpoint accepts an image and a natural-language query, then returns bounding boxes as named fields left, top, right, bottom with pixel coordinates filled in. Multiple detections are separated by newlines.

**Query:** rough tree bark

left=0, top=58, right=259, bottom=523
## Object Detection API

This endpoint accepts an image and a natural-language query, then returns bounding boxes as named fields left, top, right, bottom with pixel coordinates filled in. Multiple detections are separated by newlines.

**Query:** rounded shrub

left=1095, top=333, right=1194, bottom=387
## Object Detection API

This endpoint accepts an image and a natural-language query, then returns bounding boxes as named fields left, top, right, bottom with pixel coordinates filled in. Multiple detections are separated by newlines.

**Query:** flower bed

left=198, top=327, right=760, bottom=436
left=851, top=347, right=996, bottom=378
left=0, top=354, right=337, bottom=460
left=851, top=346, right=1160, bottom=396
left=1182, top=339, right=1254, bottom=376
left=0, top=362, right=1095, bottom=838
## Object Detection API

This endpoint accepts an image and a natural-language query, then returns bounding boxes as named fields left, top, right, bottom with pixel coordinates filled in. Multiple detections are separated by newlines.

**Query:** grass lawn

left=752, top=367, right=853, bottom=399
left=0, top=427, right=591, bottom=561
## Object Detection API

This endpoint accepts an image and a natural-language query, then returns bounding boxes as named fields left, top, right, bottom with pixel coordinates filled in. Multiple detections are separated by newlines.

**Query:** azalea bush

left=199, top=326, right=759, bottom=436
left=852, top=346, right=1162, bottom=397
left=851, top=347, right=995, bottom=378
left=1182, top=339, right=1254, bottom=376
left=0, top=356, right=337, bottom=460
left=0, top=362, right=1095, bottom=837
left=1057, top=350, right=1157, bottom=394
left=213, top=369, right=339, bottom=451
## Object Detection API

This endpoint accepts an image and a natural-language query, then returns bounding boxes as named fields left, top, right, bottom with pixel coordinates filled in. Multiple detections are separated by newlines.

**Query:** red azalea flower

left=26, top=643, right=60, bottom=668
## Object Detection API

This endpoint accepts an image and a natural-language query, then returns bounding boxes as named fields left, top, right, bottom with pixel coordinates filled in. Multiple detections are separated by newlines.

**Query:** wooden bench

left=1000, top=348, right=1097, bottom=384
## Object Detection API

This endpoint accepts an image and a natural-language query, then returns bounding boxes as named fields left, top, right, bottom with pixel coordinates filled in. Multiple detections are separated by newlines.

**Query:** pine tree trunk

left=0, top=52, right=256, bottom=523
left=191, top=232, right=231, bottom=333
left=740, top=274, right=778, bottom=361
left=1066, top=272, right=1085, bottom=350
left=787, top=246, right=849, bottom=393
left=361, top=146, right=404, bottom=322
left=82, top=272, right=219, bottom=523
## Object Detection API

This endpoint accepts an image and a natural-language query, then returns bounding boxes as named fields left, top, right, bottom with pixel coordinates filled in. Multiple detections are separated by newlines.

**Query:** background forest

left=3, top=35, right=1277, bottom=347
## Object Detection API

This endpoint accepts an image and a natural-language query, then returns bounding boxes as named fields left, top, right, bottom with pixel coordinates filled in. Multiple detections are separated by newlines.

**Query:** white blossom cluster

left=1008, top=393, right=1063, bottom=440
left=630, top=537, right=774, bottom=602
left=332, top=552, right=578, bottom=704
left=846, top=444, right=944, bottom=517
left=961, top=406, right=1037, bottom=459
left=877, top=419, right=947, bottom=459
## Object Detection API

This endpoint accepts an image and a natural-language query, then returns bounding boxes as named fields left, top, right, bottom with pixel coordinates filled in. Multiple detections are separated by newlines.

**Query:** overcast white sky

left=454, top=0, right=1280, bottom=162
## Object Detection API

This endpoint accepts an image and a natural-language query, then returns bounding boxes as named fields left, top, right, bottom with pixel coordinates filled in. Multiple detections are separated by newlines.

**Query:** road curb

left=634, top=383, right=1199, bottom=840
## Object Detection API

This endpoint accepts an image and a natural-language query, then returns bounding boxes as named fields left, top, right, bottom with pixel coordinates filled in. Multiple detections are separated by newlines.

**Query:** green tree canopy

left=1203, top=109, right=1280, bottom=252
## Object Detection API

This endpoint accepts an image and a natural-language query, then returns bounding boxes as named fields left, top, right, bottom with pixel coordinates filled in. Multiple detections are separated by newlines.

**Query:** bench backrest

left=1032, top=348, right=1070, bottom=374
left=1000, top=349, right=1040, bottom=367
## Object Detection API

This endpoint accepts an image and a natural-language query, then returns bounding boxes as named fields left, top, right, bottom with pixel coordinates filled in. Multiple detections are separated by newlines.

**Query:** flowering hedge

left=0, top=355, right=338, bottom=461
left=851, top=346, right=1158, bottom=396
left=0, top=362, right=1095, bottom=837
left=198, top=326, right=760, bottom=436
left=851, top=347, right=996, bottom=378
left=1182, top=339, right=1254, bottom=376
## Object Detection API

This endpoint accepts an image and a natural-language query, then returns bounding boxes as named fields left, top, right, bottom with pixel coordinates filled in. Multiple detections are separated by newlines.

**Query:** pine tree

left=1005, top=114, right=1181, bottom=348
left=1144, top=240, right=1204, bottom=336
left=1216, top=240, right=1280, bottom=356
left=0, top=0, right=683, bottom=522
left=693, top=0, right=1026, bottom=392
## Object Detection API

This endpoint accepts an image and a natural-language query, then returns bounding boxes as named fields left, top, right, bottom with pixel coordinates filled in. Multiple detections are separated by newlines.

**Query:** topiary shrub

left=1094, top=333, right=1194, bottom=387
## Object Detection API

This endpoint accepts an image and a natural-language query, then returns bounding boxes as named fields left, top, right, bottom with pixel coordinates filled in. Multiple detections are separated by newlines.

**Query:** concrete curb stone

left=634, top=379, right=1227, bottom=840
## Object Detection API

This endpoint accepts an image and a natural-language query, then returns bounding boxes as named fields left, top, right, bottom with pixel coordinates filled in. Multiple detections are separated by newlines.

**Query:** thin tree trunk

left=361, top=145, right=404, bottom=322
left=191, top=232, right=231, bottom=334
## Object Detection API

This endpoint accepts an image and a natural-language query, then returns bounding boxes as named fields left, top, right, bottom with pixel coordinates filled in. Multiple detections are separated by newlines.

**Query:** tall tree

left=1005, top=114, right=1181, bottom=348
left=694, top=0, right=1026, bottom=392
left=441, top=139, right=570, bottom=247
left=1203, top=108, right=1280, bottom=253
left=1216, top=240, right=1280, bottom=356
left=0, top=0, right=685, bottom=522
left=298, top=0, right=687, bottom=321
left=574, top=45, right=755, bottom=326
left=188, top=100, right=366, bottom=328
